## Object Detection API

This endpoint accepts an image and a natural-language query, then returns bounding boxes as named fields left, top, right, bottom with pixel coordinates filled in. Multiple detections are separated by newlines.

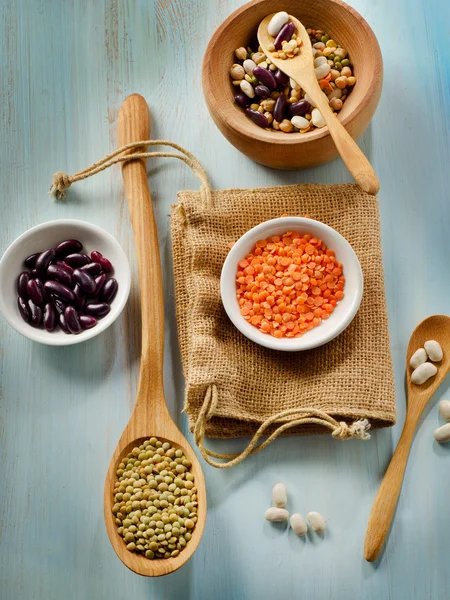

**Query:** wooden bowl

left=202, top=0, right=383, bottom=169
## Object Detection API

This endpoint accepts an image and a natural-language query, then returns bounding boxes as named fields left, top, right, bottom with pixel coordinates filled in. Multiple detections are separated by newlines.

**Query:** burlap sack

left=171, top=183, right=396, bottom=467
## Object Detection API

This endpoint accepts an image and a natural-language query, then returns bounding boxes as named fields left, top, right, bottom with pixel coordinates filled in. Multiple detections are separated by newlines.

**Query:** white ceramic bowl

left=220, top=217, right=363, bottom=351
left=0, top=219, right=131, bottom=346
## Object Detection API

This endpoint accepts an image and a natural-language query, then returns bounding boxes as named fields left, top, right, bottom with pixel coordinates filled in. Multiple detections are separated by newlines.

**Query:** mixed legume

left=112, top=438, right=197, bottom=559
left=236, top=231, right=345, bottom=338
left=231, top=17, right=356, bottom=133
left=16, top=240, right=118, bottom=334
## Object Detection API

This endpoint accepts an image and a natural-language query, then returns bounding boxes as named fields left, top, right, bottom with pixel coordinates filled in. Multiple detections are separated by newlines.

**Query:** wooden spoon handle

left=117, top=94, right=165, bottom=401
left=364, top=418, right=416, bottom=561
left=301, top=76, right=380, bottom=195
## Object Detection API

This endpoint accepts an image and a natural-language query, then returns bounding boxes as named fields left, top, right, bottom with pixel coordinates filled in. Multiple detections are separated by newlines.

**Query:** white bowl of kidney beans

left=0, top=219, right=131, bottom=345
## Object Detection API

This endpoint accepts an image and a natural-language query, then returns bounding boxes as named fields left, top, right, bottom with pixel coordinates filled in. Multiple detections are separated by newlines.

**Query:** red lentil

left=236, top=232, right=345, bottom=338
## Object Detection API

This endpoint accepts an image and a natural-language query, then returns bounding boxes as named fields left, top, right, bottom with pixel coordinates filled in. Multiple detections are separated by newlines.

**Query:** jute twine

left=51, top=141, right=395, bottom=469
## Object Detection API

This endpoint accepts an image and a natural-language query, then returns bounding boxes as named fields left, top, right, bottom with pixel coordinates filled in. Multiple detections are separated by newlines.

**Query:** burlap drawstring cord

left=193, top=384, right=371, bottom=468
left=50, top=140, right=213, bottom=208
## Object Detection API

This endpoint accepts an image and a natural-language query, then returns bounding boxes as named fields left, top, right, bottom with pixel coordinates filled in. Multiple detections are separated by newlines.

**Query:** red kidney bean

left=55, top=239, right=82, bottom=258
left=64, top=253, right=91, bottom=268
left=52, top=296, right=67, bottom=314
left=274, top=21, right=295, bottom=50
left=64, top=306, right=82, bottom=334
left=18, top=296, right=30, bottom=322
left=26, top=279, right=44, bottom=305
left=44, top=280, right=75, bottom=303
left=28, top=299, right=43, bottom=327
left=273, top=94, right=288, bottom=123
left=35, top=248, right=56, bottom=277
left=234, top=92, right=250, bottom=108
left=31, top=269, right=38, bottom=278
left=17, top=272, right=30, bottom=298
left=81, top=262, right=102, bottom=276
left=245, top=108, right=269, bottom=128
left=59, top=312, right=71, bottom=334
left=101, top=278, right=118, bottom=303
left=47, top=264, right=72, bottom=287
left=91, top=251, right=113, bottom=273
left=79, top=315, right=97, bottom=329
left=288, top=100, right=311, bottom=117
left=85, top=302, right=110, bottom=318
left=57, top=260, right=74, bottom=275
left=92, top=273, right=106, bottom=297
left=43, top=302, right=57, bottom=331
left=24, top=253, right=40, bottom=269
left=253, top=66, right=277, bottom=90
left=73, top=285, right=86, bottom=310
left=73, top=269, right=96, bottom=294
left=255, top=85, right=271, bottom=99
left=274, top=69, right=289, bottom=86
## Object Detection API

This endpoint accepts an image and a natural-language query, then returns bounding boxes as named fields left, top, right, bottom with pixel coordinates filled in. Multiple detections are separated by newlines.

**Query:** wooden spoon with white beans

left=103, top=94, right=206, bottom=576
left=258, top=14, right=380, bottom=195
left=364, top=315, right=450, bottom=562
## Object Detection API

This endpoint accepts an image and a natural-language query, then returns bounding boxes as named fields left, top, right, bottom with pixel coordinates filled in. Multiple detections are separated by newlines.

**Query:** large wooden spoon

left=364, top=314, right=450, bottom=562
left=258, top=14, right=379, bottom=195
left=103, top=94, right=206, bottom=576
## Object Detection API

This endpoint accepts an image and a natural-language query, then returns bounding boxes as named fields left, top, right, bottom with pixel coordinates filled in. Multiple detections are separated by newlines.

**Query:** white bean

left=271, top=483, right=287, bottom=508
left=328, top=88, right=342, bottom=100
left=265, top=507, right=289, bottom=522
left=314, top=63, right=331, bottom=80
left=314, top=56, right=327, bottom=67
left=291, top=116, right=310, bottom=130
left=439, top=400, right=450, bottom=421
left=289, top=77, right=300, bottom=90
left=434, top=423, right=450, bottom=443
left=307, top=511, right=326, bottom=533
left=313, top=42, right=325, bottom=50
left=411, top=362, right=437, bottom=385
left=311, top=108, right=326, bottom=128
left=267, top=11, right=289, bottom=37
left=304, top=93, right=316, bottom=108
left=424, top=340, right=443, bottom=362
left=290, top=513, right=308, bottom=536
left=409, top=348, right=427, bottom=369
left=240, top=80, right=255, bottom=98
left=243, top=59, right=257, bottom=76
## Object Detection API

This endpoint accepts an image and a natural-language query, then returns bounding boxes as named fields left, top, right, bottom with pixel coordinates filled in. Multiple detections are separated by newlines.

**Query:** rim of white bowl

left=0, top=219, right=131, bottom=346
left=220, top=217, right=363, bottom=351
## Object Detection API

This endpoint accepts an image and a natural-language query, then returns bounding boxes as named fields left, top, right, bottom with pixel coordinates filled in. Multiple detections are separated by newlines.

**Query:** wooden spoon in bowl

left=103, top=94, right=207, bottom=576
left=364, top=314, right=450, bottom=562
left=258, top=14, right=380, bottom=195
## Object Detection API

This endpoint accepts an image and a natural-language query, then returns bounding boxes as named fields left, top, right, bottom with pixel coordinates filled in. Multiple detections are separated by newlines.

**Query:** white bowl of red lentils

left=221, top=217, right=363, bottom=351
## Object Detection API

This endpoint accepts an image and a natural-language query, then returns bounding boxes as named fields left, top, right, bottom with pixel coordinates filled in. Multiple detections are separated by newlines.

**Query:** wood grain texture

left=258, top=13, right=380, bottom=193
left=1, top=0, right=450, bottom=598
left=202, top=0, right=382, bottom=169
left=364, top=315, right=450, bottom=561
left=103, top=94, right=206, bottom=576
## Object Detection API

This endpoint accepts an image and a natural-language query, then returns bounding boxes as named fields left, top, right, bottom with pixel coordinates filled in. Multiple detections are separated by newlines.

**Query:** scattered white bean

left=240, top=80, right=255, bottom=98
left=243, top=59, right=257, bottom=76
left=411, top=362, right=437, bottom=385
left=311, top=108, right=326, bottom=128
left=291, top=116, right=310, bottom=130
left=271, top=483, right=287, bottom=508
left=307, top=511, right=326, bottom=533
left=314, top=63, right=331, bottom=80
left=434, top=423, right=450, bottom=443
left=439, top=400, right=450, bottom=421
left=290, top=513, right=308, bottom=536
left=267, top=11, right=289, bottom=37
left=424, top=340, right=443, bottom=362
left=289, top=77, right=300, bottom=90
left=314, top=56, right=327, bottom=67
left=265, top=507, right=289, bottom=522
left=409, top=347, right=427, bottom=369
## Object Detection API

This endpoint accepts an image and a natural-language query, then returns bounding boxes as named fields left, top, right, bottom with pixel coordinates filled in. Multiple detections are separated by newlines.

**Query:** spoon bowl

left=364, top=314, right=450, bottom=561
left=103, top=94, right=206, bottom=576
left=258, top=14, right=379, bottom=194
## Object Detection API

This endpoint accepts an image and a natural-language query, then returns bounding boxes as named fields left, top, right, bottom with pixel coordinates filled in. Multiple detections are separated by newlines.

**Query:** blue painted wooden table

left=1, top=0, right=450, bottom=598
